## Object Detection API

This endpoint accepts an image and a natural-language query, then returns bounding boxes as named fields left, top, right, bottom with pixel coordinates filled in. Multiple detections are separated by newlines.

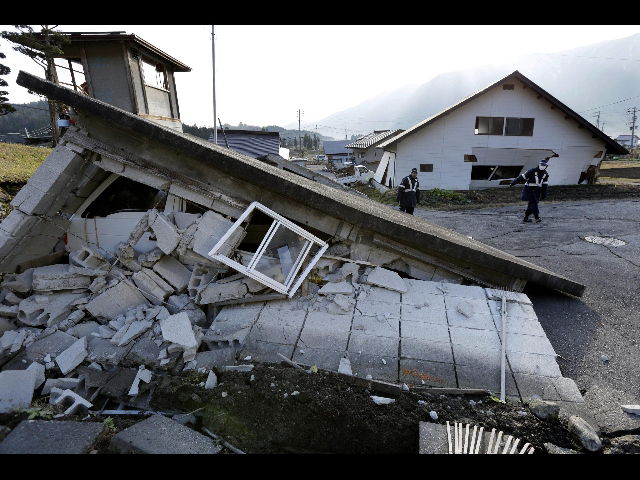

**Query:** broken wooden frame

left=207, top=201, right=329, bottom=297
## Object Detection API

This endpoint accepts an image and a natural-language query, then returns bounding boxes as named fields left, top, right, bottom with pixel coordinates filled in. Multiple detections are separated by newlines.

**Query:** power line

left=532, top=52, right=640, bottom=63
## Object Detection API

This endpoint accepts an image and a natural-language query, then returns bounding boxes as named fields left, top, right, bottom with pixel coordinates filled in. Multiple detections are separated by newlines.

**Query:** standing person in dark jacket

left=397, top=167, right=421, bottom=214
left=509, top=154, right=557, bottom=223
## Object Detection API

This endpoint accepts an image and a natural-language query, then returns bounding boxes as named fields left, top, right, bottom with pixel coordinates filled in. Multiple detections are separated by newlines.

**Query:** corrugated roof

left=377, top=70, right=628, bottom=155
left=208, top=130, right=280, bottom=159
left=345, top=129, right=404, bottom=149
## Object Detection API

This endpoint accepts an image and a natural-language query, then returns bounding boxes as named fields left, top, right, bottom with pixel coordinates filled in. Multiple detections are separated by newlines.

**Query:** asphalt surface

left=414, top=198, right=640, bottom=435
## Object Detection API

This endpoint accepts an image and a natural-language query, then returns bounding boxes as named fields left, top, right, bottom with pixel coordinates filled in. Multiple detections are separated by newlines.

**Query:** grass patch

left=0, top=143, right=51, bottom=183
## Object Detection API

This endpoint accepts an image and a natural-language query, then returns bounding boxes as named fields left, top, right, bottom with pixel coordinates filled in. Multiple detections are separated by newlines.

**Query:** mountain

left=308, top=34, right=640, bottom=139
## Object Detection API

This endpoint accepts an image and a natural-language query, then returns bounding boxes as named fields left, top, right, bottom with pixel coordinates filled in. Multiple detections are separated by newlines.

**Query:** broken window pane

left=491, top=165, right=524, bottom=180
left=141, top=58, right=168, bottom=90
left=471, top=165, right=496, bottom=180
left=505, top=117, right=534, bottom=136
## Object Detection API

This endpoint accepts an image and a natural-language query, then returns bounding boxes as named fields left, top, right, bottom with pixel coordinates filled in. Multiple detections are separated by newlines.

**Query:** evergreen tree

left=1, top=25, right=70, bottom=145
left=0, top=52, right=15, bottom=116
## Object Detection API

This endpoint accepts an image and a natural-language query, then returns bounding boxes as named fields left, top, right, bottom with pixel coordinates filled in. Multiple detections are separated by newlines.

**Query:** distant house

left=375, top=70, right=627, bottom=189
left=322, top=140, right=355, bottom=166
left=208, top=129, right=281, bottom=158
left=346, top=129, right=404, bottom=168
left=614, top=134, right=640, bottom=149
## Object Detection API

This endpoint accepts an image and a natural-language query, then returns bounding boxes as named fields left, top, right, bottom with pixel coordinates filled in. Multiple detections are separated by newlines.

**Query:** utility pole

left=594, top=111, right=601, bottom=130
left=211, top=25, right=217, bottom=146
left=627, top=107, right=637, bottom=150
left=297, top=109, right=303, bottom=156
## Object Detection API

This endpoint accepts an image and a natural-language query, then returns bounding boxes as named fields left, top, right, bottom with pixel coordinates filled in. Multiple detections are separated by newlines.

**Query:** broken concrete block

left=41, top=377, right=82, bottom=395
left=205, top=371, right=218, bottom=389
left=0, top=369, right=36, bottom=413
left=69, top=246, right=111, bottom=270
left=187, top=265, right=219, bottom=299
left=32, top=264, right=92, bottom=291
left=192, top=210, right=242, bottom=259
left=338, top=357, right=353, bottom=375
left=319, top=281, right=353, bottom=295
left=17, top=293, right=84, bottom=327
left=152, top=255, right=191, bottom=292
left=332, top=294, right=355, bottom=313
left=0, top=304, right=18, bottom=318
left=88, top=276, right=107, bottom=294
left=128, top=366, right=153, bottom=396
left=340, top=263, right=360, bottom=282
left=568, top=415, right=602, bottom=452
left=366, top=267, right=407, bottom=293
left=132, top=268, right=174, bottom=305
left=24, top=330, right=77, bottom=363
left=85, top=280, right=148, bottom=320
left=0, top=268, right=34, bottom=293
left=173, top=212, right=201, bottom=230
left=0, top=317, right=16, bottom=335
left=0, top=420, right=105, bottom=454
left=150, top=213, right=180, bottom=254
left=110, top=414, right=221, bottom=454
left=67, top=320, right=101, bottom=339
left=26, top=362, right=46, bottom=389
left=50, top=388, right=93, bottom=415
left=138, top=247, right=164, bottom=268
left=112, top=320, right=153, bottom=347
left=220, top=364, right=254, bottom=372
left=3, top=291, right=22, bottom=305
left=160, top=312, right=198, bottom=349
left=55, top=336, right=88, bottom=375
left=199, top=279, right=249, bottom=304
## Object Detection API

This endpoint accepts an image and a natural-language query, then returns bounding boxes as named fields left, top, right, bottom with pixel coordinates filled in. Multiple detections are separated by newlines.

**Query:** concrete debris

left=150, top=213, right=180, bottom=254
left=338, top=357, right=353, bottom=375
left=220, top=364, right=254, bottom=372
left=152, top=255, right=191, bottom=292
left=32, top=264, right=92, bottom=291
left=366, top=267, right=407, bottom=293
left=568, top=415, right=602, bottom=452
left=50, top=387, right=92, bottom=415
left=41, top=377, right=81, bottom=395
left=205, top=371, right=218, bottom=389
left=26, top=361, right=46, bottom=389
left=429, top=411, right=438, bottom=420
left=371, top=395, right=395, bottom=405
left=55, top=336, right=88, bottom=375
left=132, top=268, right=174, bottom=305
left=160, top=312, right=198, bottom=350
left=319, top=281, right=353, bottom=295
left=85, top=280, right=148, bottom=320
left=0, top=369, right=36, bottom=413
left=128, top=366, right=153, bottom=396
left=621, top=405, right=640, bottom=416
left=0, top=420, right=106, bottom=454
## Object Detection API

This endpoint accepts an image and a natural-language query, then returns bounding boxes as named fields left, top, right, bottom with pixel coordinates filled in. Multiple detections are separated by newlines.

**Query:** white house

left=375, top=71, right=628, bottom=190
left=614, top=134, right=639, bottom=149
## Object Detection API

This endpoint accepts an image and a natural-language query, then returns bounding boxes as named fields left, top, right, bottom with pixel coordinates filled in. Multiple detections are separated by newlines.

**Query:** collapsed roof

left=5, top=71, right=585, bottom=297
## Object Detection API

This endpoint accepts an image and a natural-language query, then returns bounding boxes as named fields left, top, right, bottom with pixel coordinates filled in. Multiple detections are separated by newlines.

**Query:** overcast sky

left=2, top=25, right=639, bottom=130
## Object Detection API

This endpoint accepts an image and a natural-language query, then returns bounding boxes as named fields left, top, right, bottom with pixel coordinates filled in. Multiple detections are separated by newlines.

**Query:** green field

left=0, top=142, right=51, bottom=183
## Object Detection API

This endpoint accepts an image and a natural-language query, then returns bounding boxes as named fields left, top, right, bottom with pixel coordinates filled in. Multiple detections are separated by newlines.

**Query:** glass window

left=475, top=117, right=504, bottom=135
left=491, top=165, right=524, bottom=180
left=141, top=58, right=168, bottom=90
left=505, top=118, right=534, bottom=136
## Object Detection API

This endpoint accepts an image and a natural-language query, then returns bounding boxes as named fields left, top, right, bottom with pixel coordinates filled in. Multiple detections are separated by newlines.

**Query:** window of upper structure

left=53, top=58, right=88, bottom=94
left=474, top=117, right=504, bottom=135
left=505, top=117, right=535, bottom=136
left=141, top=58, right=169, bottom=90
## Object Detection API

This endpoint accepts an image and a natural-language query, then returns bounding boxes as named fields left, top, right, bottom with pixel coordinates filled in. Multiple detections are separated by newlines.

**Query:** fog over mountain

left=307, top=34, right=640, bottom=140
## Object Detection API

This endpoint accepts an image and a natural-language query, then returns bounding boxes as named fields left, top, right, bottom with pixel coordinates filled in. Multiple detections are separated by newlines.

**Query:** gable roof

left=378, top=70, right=628, bottom=155
left=15, top=70, right=586, bottom=297
left=323, top=140, right=353, bottom=155
left=346, top=129, right=404, bottom=150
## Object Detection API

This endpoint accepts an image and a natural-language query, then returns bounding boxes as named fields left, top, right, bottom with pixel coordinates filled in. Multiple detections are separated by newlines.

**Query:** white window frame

left=207, top=201, right=329, bottom=297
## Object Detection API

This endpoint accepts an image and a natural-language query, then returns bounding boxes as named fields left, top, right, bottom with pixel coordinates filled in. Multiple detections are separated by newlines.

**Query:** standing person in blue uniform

left=397, top=167, right=421, bottom=214
left=509, top=154, right=557, bottom=223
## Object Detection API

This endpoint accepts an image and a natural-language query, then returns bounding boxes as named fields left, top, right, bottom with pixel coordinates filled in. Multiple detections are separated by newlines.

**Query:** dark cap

left=411, top=168, right=418, bottom=173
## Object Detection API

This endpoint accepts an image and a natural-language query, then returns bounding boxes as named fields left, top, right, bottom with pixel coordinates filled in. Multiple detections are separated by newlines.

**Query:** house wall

left=83, top=43, right=134, bottom=113
left=394, top=79, right=607, bottom=190
left=354, top=145, right=383, bottom=166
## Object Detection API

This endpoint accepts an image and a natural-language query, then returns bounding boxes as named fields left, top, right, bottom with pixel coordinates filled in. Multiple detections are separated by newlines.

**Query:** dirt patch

left=149, top=363, right=577, bottom=454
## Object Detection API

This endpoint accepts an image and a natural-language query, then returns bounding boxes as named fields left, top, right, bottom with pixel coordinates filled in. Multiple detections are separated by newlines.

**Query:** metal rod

left=500, top=295, right=507, bottom=402
left=211, top=25, right=217, bottom=146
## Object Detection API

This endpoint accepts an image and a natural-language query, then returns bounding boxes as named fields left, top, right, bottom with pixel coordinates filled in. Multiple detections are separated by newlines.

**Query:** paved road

left=414, top=198, right=640, bottom=434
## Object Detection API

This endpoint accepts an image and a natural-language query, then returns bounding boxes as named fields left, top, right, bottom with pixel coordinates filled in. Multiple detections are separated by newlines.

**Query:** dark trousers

left=525, top=200, right=539, bottom=219
left=400, top=206, right=415, bottom=215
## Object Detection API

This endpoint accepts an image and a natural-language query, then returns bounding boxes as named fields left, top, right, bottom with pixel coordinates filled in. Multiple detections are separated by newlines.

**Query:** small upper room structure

left=44, top=31, right=190, bottom=131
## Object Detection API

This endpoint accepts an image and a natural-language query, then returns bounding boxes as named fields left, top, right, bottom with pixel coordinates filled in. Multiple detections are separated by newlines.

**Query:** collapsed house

left=0, top=70, right=588, bottom=422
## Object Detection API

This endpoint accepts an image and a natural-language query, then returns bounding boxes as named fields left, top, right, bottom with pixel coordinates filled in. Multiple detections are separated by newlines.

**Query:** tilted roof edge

left=378, top=70, right=628, bottom=155
left=16, top=71, right=585, bottom=297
